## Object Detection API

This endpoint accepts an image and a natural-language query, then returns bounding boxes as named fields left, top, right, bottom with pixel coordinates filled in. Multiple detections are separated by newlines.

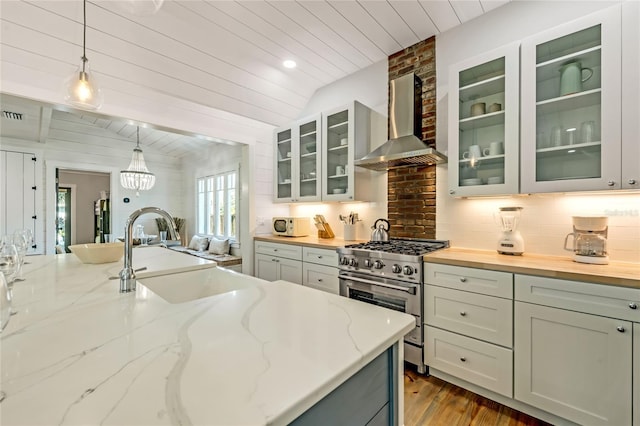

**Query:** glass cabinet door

left=322, top=107, right=352, bottom=200
left=521, top=6, right=621, bottom=192
left=448, top=43, right=520, bottom=197
left=274, top=127, right=294, bottom=202
left=296, top=116, right=321, bottom=202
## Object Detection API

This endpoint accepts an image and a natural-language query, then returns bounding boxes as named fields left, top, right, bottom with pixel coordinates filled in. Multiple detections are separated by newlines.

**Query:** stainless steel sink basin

left=137, top=267, right=256, bottom=304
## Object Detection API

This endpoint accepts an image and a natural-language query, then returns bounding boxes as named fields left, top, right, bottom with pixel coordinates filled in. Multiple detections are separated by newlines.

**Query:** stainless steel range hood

left=355, top=73, right=447, bottom=171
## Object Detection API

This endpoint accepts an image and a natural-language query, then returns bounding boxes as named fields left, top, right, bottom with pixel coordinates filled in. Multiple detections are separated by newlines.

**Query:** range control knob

left=349, top=258, right=358, bottom=267
left=340, top=257, right=349, bottom=265
left=364, top=258, right=373, bottom=268
left=392, top=264, right=402, bottom=274
left=403, top=266, right=414, bottom=276
left=373, top=260, right=384, bottom=269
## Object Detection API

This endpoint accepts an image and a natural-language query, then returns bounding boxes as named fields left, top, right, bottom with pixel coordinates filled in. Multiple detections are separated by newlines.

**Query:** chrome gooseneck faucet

left=119, top=207, right=180, bottom=293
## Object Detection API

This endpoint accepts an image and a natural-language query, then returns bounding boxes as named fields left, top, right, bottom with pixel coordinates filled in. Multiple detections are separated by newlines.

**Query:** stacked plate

left=488, top=176, right=504, bottom=184
left=461, top=178, right=483, bottom=186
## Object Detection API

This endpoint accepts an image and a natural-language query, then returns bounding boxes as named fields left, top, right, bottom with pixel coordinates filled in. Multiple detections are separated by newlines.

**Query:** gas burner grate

left=345, top=239, right=449, bottom=256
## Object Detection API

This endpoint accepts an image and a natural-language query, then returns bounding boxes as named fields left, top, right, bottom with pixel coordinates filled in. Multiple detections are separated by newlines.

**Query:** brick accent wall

left=387, top=36, right=437, bottom=239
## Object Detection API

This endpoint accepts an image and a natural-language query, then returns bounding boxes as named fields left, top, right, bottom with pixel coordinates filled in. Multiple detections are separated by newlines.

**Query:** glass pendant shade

left=120, top=128, right=156, bottom=194
left=64, top=59, right=103, bottom=110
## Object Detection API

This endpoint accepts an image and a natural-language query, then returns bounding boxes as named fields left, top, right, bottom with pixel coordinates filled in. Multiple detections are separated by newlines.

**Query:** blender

left=496, top=207, right=525, bottom=255
left=564, top=216, right=609, bottom=264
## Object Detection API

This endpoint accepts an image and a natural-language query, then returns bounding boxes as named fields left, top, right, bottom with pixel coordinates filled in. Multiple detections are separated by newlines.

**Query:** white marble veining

left=1, top=249, right=413, bottom=425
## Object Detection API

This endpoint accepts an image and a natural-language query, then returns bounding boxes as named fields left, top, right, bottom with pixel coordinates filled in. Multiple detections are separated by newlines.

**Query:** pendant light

left=120, top=127, right=156, bottom=195
left=64, top=0, right=103, bottom=110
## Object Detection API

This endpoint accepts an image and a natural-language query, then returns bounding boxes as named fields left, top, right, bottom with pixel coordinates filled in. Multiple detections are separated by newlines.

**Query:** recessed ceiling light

left=283, top=60, right=297, bottom=69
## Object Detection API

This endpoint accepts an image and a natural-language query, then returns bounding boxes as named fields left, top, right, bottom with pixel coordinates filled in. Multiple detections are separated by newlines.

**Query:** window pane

left=197, top=191, right=205, bottom=234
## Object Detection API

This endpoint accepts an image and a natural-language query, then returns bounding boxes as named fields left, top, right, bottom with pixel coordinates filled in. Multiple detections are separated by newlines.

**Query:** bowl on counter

left=69, top=242, right=124, bottom=264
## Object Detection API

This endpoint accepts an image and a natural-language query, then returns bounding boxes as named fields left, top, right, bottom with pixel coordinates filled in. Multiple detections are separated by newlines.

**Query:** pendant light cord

left=136, top=126, right=140, bottom=148
left=81, top=0, right=87, bottom=71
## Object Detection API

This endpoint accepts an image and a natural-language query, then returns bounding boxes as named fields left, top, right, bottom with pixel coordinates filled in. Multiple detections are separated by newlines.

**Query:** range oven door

left=339, top=271, right=422, bottom=346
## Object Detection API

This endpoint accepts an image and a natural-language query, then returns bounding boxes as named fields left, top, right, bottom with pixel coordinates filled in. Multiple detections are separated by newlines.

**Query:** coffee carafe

left=564, top=216, right=609, bottom=264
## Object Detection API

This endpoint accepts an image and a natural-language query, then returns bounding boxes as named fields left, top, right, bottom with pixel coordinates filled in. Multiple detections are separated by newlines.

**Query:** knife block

left=318, top=223, right=335, bottom=239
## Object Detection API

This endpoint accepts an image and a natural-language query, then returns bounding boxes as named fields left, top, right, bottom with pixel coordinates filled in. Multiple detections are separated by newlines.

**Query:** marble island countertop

left=1, top=249, right=414, bottom=425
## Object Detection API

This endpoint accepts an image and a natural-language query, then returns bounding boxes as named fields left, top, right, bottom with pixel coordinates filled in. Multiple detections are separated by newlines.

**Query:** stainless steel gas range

left=337, top=238, right=449, bottom=374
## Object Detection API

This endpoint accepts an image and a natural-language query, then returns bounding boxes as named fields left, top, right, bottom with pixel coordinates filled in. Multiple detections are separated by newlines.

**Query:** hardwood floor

left=403, top=366, right=552, bottom=426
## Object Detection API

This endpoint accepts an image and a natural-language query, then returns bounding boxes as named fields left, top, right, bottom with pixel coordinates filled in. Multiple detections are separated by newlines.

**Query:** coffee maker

left=564, top=216, right=609, bottom=264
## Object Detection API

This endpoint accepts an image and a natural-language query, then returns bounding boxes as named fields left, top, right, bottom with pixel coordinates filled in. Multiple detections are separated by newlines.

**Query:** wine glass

left=0, top=240, right=19, bottom=285
left=0, top=271, right=11, bottom=331
left=10, top=234, right=27, bottom=282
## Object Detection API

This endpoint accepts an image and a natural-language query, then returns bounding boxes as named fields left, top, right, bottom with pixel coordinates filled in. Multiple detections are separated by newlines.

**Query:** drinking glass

left=580, top=120, right=595, bottom=143
left=9, top=234, right=27, bottom=281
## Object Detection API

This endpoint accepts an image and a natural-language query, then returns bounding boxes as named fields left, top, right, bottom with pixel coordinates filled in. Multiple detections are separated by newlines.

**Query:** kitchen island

left=1, top=248, right=414, bottom=425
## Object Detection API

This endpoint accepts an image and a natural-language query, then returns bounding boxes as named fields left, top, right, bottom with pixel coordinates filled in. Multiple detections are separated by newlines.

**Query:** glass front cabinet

left=448, top=43, right=520, bottom=197
left=274, top=114, right=322, bottom=203
left=321, top=101, right=372, bottom=202
left=520, top=6, right=622, bottom=193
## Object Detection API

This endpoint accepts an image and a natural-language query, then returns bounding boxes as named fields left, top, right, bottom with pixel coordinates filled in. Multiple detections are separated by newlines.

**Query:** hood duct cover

left=355, top=73, right=447, bottom=171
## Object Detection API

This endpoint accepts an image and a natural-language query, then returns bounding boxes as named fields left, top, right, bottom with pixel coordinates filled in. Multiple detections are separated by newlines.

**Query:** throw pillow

left=208, top=238, right=229, bottom=255
left=188, top=235, right=209, bottom=251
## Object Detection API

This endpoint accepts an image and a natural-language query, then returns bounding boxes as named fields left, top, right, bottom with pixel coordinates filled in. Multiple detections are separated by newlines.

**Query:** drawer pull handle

left=629, top=303, right=638, bottom=310
left=460, top=311, right=466, bottom=317
left=274, top=249, right=278, bottom=252
left=317, top=255, right=323, bottom=259
left=459, top=277, right=467, bottom=283
left=617, top=326, right=625, bottom=333
left=318, top=279, right=323, bottom=282
left=460, top=357, right=466, bottom=362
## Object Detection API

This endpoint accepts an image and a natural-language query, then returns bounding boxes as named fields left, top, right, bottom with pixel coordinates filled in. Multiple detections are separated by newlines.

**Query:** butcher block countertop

left=424, top=247, right=640, bottom=289
left=254, top=234, right=368, bottom=249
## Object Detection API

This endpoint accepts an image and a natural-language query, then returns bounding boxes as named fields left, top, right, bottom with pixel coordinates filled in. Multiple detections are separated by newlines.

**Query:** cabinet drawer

left=425, top=285, right=513, bottom=347
left=515, top=275, right=640, bottom=322
left=254, top=241, right=302, bottom=260
left=424, top=263, right=513, bottom=298
left=425, top=325, right=513, bottom=398
left=302, top=263, right=339, bottom=295
left=302, top=246, right=339, bottom=267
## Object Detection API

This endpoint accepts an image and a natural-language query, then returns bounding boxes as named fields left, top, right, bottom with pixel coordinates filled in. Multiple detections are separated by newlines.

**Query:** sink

left=137, top=267, right=257, bottom=304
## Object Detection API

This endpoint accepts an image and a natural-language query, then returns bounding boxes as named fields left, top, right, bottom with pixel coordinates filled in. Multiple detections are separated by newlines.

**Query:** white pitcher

left=559, top=61, right=593, bottom=96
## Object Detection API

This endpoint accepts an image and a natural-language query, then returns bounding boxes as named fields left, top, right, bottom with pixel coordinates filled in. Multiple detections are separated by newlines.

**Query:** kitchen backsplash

left=436, top=167, right=640, bottom=263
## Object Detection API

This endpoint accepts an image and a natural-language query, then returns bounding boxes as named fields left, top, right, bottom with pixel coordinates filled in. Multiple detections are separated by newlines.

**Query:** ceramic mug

left=470, top=102, right=486, bottom=117
left=483, top=141, right=504, bottom=156
left=462, top=144, right=483, bottom=159
left=487, top=103, right=502, bottom=113
left=336, top=165, right=345, bottom=175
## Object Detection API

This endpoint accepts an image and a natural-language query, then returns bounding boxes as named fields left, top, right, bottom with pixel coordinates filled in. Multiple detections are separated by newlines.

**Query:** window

left=196, top=168, right=238, bottom=240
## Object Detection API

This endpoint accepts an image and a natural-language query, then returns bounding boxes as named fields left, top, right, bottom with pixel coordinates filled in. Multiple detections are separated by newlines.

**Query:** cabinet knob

left=459, top=277, right=467, bottom=282
left=629, top=303, right=638, bottom=310
left=616, top=326, right=625, bottom=333
left=317, top=256, right=322, bottom=259
left=628, top=179, right=637, bottom=185
left=460, top=311, right=466, bottom=317
left=607, top=180, right=615, bottom=187
left=460, top=357, right=466, bottom=362
left=318, top=279, right=323, bottom=282
left=449, top=190, right=455, bottom=195
left=274, top=248, right=278, bottom=252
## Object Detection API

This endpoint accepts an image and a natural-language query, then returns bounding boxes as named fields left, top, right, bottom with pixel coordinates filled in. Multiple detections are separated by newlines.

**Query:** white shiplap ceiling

left=0, top=0, right=511, bottom=156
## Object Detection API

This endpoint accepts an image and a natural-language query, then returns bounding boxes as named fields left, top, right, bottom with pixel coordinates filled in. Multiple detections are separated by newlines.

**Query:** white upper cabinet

left=274, top=101, right=373, bottom=203
left=448, top=43, right=520, bottom=197
left=520, top=6, right=622, bottom=193
left=274, top=114, right=322, bottom=203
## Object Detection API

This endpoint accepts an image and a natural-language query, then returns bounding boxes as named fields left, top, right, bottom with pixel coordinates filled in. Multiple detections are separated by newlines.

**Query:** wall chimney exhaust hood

left=355, top=73, right=447, bottom=171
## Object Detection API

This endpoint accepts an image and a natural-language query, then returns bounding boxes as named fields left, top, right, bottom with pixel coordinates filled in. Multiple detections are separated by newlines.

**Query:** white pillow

left=188, top=235, right=209, bottom=251
left=208, top=238, right=229, bottom=255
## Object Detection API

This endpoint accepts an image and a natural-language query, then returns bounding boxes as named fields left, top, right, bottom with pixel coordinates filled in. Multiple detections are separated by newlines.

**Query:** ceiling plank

left=386, top=1, right=439, bottom=43
left=357, top=1, right=421, bottom=49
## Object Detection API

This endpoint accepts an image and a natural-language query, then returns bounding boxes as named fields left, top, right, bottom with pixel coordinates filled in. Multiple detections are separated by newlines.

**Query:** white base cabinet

left=514, top=275, right=638, bottom=426
left=254, top=241, right=303, bottom=284
left=302, top=246, right=339, bottom=295
left=634, top=323, right=640, bottom=426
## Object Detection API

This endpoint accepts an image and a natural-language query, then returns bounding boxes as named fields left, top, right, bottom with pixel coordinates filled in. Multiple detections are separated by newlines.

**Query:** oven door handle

left=342, top=274, right=417, bottom=295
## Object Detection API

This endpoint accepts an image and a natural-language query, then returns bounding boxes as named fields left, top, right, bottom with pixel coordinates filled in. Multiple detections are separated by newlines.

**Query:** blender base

left=573, top=254, right=609, bottom=265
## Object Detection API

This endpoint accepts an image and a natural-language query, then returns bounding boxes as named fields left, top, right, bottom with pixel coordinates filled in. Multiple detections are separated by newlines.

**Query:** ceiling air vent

left=2, top=111, right=24, bottom=120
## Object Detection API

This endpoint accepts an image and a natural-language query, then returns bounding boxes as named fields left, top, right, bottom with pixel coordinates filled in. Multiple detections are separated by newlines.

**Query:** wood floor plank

left=403, top=365, right=552, bottom=426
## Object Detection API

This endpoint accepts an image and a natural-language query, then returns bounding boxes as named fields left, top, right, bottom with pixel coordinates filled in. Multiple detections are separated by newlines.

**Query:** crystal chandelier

left=120, top=127, right=155, bottom=195
left=64, top=0, right=103, bottom=110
